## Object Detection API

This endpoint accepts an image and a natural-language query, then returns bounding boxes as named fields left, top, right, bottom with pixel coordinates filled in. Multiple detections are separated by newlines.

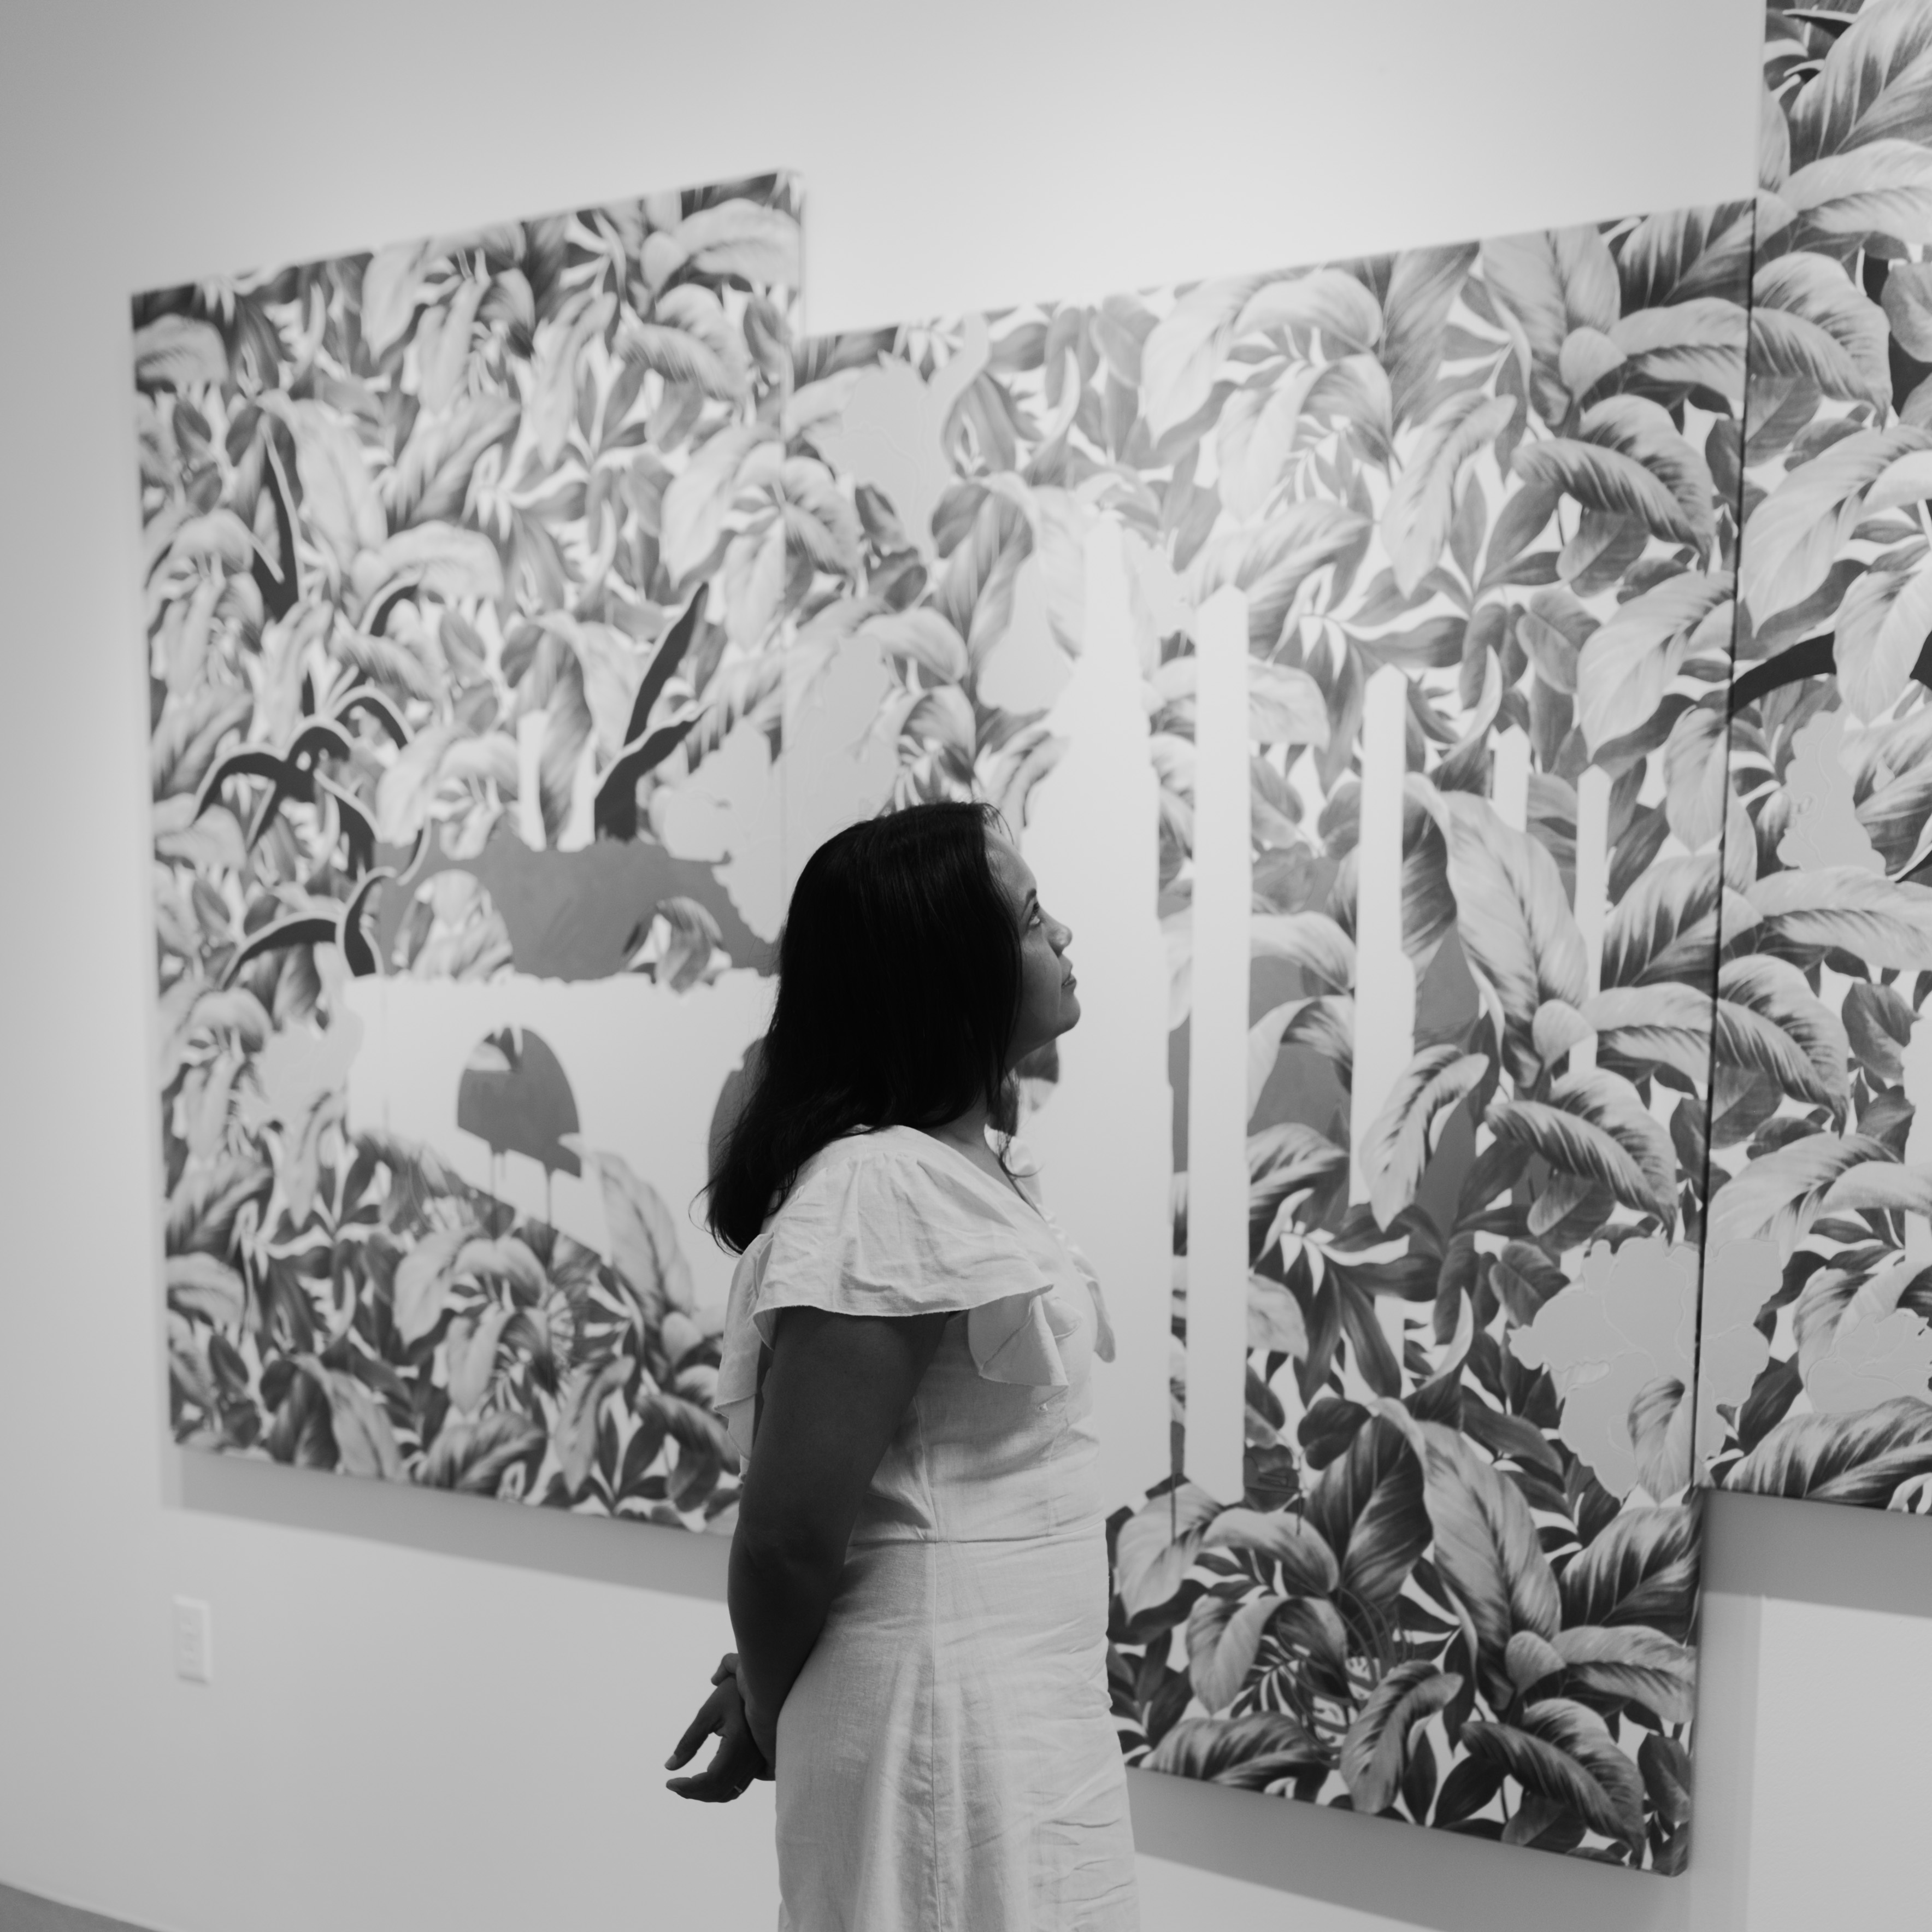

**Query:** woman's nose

left=1052, top=918, right=1073, bottom=953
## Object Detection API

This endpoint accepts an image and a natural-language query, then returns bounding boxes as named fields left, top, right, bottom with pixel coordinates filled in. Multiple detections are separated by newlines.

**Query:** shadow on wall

left=169, top=1447, right=729, bottom=1603
left=164, top=1463, right=1932, bottom=1925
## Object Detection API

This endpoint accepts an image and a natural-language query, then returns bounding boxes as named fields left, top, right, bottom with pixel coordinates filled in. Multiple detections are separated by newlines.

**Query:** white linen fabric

left=717, top=1126, right=1140, bottom=1932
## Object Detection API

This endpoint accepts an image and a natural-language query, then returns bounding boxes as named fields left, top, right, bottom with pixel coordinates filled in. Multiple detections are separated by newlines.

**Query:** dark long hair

left=705, top=800, right=1021, bottom=1252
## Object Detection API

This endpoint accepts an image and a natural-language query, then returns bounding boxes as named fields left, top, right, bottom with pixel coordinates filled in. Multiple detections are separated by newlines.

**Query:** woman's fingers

left=663, top=1685, right=728, bottom=1770
left=666, top=1719, right=765, bottom=1803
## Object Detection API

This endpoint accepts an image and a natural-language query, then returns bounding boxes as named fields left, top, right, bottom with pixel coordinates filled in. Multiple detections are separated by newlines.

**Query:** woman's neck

left=926, top=1099, right=993, bottom=1152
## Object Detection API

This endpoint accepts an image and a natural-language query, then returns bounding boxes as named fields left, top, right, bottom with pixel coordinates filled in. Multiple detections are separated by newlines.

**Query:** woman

left=665, top=800, right=1139, bottom=1931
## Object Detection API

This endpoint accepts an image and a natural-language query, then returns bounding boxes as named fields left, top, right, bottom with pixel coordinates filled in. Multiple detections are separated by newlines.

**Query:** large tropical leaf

left=1706, top=1132, right=1890, bottom=1253
left=1787, top=0, right=1932, bottom=166
left=1116, top=1482, right=1223, bottom=1620
left=1430, top=790, right=1587, bottom=1064
left=1141, top=278, right=1256, bottom=440
left=1574, top=571, right=1731, bottom=751
left=1359, top=1045, right=1490, bottom=1228
left=1235, top=269, right=1384, bottom=348
left=1143, top=1712, right=1330, bottom=1788
left=1482, top=225, right=1619, bottom=422
left=165, top=1252, right=246, bottom=1327
left=1381, top=391, right=1518, bottom=593
left=419, top=1411, right=546, bottom=1493
left=1247, top=997, right=1354, bottom=1118
left=935, top=493, right=1033, bottom=663
left=1192, top=500, right=1370, bottom=650
left=1215, top=365, right=1323, bottom=520
left=1551, top=1625, right=1697, bottom=1724
left=392, top=1226, right=469, bottom=1345
left=1304, top=1416, right=1430, bottom=1609
left=1486, top=1069, right=1675, bottom=1221
left=1834, top=557, right=1932, bottom=720
left=1200, top=1507, right=1340, bottom=1596
left=1782, top=138, right=1932, bottom=244
left=1617, top=202, right=1756, bottom=308
left=1559, top=1503, right=1698, bottom=1640
left=1417, top=1423, right=1559, bottom=1664
left=1247, top=1123, right=1351, bottom=1242
left=1581, top=980, right=1713, bottom=1086
left=575, top=1147, right=696, bottom=1326
left=1340, top=1663, right=1463, bottom=1814
left=1515, top=397, right=1715, bottom=551
left=1461, top=1700, right=1646, bottom=1844
left=659, top=198, right=801, bottom=286
left=1713, top=955, right=1850, bottom=1114
left=1607, top=296, right=1746, bottom=405
left=1249, top=912, right=1355, bottom=994
left=626, top=284, right=753, bottom=400
left=287, top=401, right=385, bottom=573
left=1737, top=423, right=1924, bottom=622
left=659, top=423, right=767, bottom=586
left=1750, top=253, right=1891, bottom=405
left=135, top=316, right=229, bottom=392
left=1818, top=1161, right=1932, bottom=1216
left=1663, top=699, right=1729, bottom=850
left=553, top=1354, right=635, bottom=1494
left=297, top=1358, right=403, bottom=1480
left=1380, top=243, right=1478, bottom=427
left=1725, top=1397, right=1932, bottom=1503
left=1744, top=867, right=1932, bottom=968
left=1600, top=855, right=1725, bottom=988
left=1882, top=258, right=1932, bottom=361
left=1186, top=1591, right=1284, bottom=1712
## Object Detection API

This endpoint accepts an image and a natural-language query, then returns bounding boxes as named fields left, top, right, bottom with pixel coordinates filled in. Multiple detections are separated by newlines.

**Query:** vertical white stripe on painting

left=1492, top=723, right=1530, bottom=833
left=1022, top=517, right=1175, bottom=1510
left=1183, top=587, right=1252, bottom=1506
left=1350, top=665, right=1416, bottom=1209
left=1571, top=765, right=1611, bottom=1075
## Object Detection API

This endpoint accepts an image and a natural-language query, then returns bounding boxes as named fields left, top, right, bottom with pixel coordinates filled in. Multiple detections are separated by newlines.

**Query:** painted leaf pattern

left=148, top=176, right=805, bottom=1530
left=1703, top=1, right=1932, bottom=1517
left=141, top=0, right=1932, bottom=1881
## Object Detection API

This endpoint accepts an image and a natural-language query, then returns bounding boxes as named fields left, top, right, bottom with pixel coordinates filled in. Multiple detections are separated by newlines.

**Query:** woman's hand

left=664, top=1653, right=771, bottom=1802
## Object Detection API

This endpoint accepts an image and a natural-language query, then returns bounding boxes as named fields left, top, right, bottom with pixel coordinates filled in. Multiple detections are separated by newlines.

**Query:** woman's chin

left=1058, top=990, right=1082, bottom=1032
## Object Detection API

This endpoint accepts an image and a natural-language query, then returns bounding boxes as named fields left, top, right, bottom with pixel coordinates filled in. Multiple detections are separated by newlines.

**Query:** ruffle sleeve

left=715, top=1134, right=1070, bottom=1460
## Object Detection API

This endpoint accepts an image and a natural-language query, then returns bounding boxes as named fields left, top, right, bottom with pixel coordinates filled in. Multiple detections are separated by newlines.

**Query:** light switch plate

left=172, top=1597, right=212, bottom=1683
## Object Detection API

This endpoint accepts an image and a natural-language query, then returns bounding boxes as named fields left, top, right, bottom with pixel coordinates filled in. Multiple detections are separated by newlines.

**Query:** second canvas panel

left=780, top=189, right=1752, bottom=1866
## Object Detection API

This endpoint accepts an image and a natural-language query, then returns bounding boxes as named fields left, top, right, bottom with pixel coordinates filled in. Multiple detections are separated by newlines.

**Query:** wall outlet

left=172, top=1597, right=213, bottom=1684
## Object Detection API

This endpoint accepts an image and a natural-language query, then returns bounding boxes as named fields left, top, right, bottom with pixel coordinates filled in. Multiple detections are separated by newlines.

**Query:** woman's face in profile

left=986, top=833, right=1078, bottom=1064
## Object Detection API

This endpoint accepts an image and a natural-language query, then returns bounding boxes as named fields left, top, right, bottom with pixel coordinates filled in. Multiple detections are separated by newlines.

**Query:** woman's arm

left=729, top=1304, right=946, bottom=1762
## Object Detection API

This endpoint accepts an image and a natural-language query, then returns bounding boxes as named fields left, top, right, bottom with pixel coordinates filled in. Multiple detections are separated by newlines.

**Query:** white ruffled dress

left=717, top=1126, right=1140, bottom=1932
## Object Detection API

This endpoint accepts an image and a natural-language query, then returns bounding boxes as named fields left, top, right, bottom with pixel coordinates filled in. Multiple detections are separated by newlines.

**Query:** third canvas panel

left=1702, top=0, right=1932, bottom=1507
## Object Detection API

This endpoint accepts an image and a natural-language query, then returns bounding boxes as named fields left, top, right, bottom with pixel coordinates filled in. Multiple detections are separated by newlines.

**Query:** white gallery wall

left=4, top=2, right=1922, bottom=1928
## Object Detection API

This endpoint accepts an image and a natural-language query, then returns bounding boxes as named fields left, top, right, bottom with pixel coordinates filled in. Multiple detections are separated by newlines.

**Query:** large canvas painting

left=152, top=69, right=1932, bottom=1863
left=1699, top=0, right=1932, bottom=1510
left=145, top=176, right=808, bottom=1525
left=743, top=185, right=1751, bottom=1862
